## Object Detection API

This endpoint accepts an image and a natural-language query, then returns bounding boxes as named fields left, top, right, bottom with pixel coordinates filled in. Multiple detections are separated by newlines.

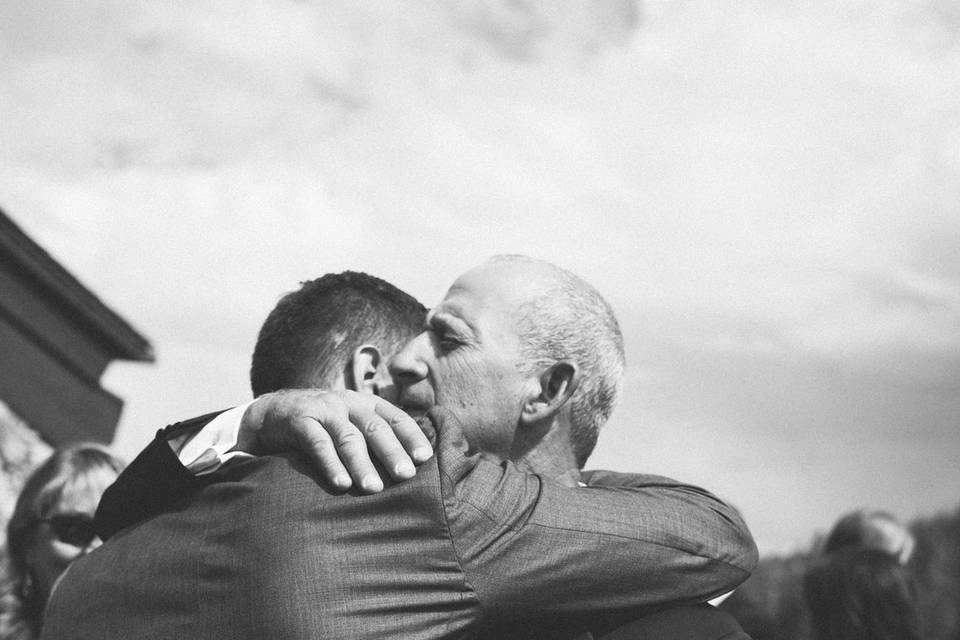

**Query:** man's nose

left=389, top=333, right=429, bottom=385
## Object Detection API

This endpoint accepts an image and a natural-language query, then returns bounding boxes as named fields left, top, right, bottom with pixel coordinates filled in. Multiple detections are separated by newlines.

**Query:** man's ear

left=349, top=344, right=382, bottom=394
left=519, top=361, right=579, bottom=426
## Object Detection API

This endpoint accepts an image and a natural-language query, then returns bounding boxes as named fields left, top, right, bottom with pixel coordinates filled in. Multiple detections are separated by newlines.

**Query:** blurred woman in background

left=822, top=509, right=916, bottom=565
left=0, top=444, right=124, bottom=640
left=806, top=507, right=920, bottom=640
left=804, top=546, right=920, bottom=640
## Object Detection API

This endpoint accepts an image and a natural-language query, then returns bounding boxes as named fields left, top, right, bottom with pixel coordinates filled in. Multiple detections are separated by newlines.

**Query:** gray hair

left=490, top=255, right=625, bottom=467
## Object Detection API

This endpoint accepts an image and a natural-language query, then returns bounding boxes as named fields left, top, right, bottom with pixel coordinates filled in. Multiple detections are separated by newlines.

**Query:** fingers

left=345, top=396, right=426, bottom=485
left=287, top=416, right=352, bottom=491
left=372, top=397, right=434, bottom=464
left=306, top=405, right=384, bottom=493
left=251, top=389, right=431, bottom=494
left=251, top=391, right=376, bottom=493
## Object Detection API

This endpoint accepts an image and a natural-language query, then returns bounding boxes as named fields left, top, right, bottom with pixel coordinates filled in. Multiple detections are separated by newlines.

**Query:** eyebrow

left=427, top=309, right=473, bottom=337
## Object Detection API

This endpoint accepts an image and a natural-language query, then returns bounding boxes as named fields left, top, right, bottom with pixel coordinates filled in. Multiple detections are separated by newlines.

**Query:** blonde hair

left=1, top=443, right=124, bottom=640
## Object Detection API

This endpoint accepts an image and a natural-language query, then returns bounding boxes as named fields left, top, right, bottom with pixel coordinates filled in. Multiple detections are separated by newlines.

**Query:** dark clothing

left=594, top=604, right=752, bottom=639
left=94, top=410, right=223, bottom=541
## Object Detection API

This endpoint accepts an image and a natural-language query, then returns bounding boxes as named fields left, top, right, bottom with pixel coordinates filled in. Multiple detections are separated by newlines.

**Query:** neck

left=511, top=418, right=580, bottom=487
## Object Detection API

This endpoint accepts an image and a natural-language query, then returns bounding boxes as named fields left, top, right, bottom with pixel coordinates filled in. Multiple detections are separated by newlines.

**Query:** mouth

left=399, top=402, right=429, bottom=419
left=412, top=414, right=437, bottom=445
left=398, top=386, right=433, bottom=418
left=399, top=401, right=438, bottom=445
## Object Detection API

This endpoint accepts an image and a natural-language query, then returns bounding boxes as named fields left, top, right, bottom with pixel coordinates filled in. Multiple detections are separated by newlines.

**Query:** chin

left=413, top=415, right=438, bottom=446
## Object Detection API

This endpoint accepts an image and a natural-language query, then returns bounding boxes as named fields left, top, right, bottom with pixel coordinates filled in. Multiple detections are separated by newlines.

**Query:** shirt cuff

left=170, top=401, right=256, bottom=475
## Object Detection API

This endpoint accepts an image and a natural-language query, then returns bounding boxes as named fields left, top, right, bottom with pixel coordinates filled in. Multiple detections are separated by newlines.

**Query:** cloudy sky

left=2, top=0, right=959, bottom=555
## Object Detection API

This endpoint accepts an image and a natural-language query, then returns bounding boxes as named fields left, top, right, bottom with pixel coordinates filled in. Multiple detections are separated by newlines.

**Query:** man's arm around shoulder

left=433, top=409, right=758, bottom=621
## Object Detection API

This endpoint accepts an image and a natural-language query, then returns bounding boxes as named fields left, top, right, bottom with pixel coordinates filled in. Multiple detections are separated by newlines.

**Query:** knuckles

left=334, top=430, right=365, bottom=450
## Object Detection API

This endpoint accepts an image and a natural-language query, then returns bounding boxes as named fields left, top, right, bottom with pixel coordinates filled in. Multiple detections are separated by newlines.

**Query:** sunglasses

left=40, top=513, right=97, bottom=548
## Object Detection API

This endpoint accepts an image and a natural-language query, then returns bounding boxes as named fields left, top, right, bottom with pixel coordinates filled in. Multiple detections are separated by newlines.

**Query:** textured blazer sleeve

left=432, top=410, right=758, bottom=623
left=94, top=410, right=225, bottom=541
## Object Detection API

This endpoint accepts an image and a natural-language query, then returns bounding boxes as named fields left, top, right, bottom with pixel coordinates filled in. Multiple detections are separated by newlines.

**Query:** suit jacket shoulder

left=52, top=453, right=481, bottom=640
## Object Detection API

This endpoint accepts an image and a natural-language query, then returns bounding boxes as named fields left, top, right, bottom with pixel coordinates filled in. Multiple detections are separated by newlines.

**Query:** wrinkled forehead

left=436, top=276, right=517, bottom=334
left=442, top=262, right=536, bottom=316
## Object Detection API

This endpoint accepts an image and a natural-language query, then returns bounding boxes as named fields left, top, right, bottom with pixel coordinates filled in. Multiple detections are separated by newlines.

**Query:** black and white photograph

left=1, top=2, right=958, bottom=638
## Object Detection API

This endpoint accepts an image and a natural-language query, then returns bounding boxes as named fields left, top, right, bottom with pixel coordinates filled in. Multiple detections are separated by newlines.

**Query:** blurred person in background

left=0, top=444, right=124, bottom=640
left=822, top=509, right=915, bottom=565
left=802, top=508, right=920, bottom=640
left=720, top=507, right=918, bottom=639
left=804, top=546, right=920, bottom=640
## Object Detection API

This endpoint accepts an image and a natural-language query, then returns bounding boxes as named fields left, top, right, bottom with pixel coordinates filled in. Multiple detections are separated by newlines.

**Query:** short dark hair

left=250, top=272, right=426, bottom=396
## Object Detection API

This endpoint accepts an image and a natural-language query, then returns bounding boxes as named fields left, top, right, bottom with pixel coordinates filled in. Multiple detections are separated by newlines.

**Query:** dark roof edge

left=0, top=209, right=154, bottom=363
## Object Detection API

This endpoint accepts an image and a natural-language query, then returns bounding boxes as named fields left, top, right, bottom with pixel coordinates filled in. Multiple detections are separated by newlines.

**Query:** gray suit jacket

left=43, top=413, right=756, bottom=639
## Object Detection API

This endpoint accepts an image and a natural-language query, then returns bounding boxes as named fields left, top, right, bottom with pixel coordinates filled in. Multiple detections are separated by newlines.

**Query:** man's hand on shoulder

left=235, top=389, right=434, bottom=493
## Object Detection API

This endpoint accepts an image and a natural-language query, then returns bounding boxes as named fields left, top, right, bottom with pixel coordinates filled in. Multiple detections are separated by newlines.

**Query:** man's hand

left=235, top=389, right=433, bottom=493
